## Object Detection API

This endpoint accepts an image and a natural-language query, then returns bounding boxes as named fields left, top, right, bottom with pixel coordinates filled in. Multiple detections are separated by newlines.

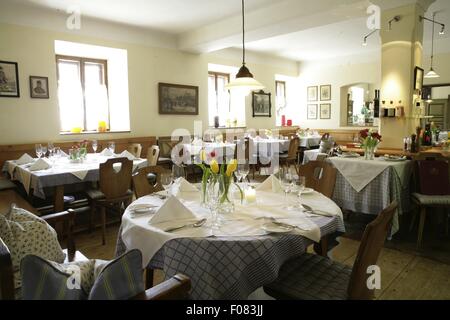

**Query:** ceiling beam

left=177, top=0, right=371, bottom=53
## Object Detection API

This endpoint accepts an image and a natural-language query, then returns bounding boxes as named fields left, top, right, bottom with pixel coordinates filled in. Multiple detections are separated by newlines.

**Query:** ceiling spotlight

left=388, top=15, right=401, bottom=31
left=440, top=25, right=445, bottom=35
left=362, top=38, right=367, bottom=46
left=362, top=29, right=378, bottom=47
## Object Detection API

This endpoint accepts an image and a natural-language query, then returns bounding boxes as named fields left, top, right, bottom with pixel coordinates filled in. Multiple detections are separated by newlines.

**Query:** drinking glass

left=237, top=162, right=250, bottom=185
left=161, top=172, right=174, bottom=195
left=172, top=165, right=185, bottom=181
left=108, top=141, right=115, bottom=154
left=281, top=168, right=293, bottom=209
left=295, top=176, right=306, bottom=209
left=35, top=144, right=42, bottom=158
left=54, top=147, right=61, bottom=159
left=41, top=145, right=48, bottom=158
left=206, top=177, right=221, bottom=230
left=47, top=142, right=55, bottom=158
left=92, top=140, right=98, bottom=153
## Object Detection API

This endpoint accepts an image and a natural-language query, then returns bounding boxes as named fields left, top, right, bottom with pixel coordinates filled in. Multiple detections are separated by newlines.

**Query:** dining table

left=183, top=142, right=236, bottom=159
left=326, top=155, right=412, bottom=236
left=116, top=179, right=345, bottom=299
left=297, top=134, right=322, bottom=149
left=3, top=153, right=147, bottom=211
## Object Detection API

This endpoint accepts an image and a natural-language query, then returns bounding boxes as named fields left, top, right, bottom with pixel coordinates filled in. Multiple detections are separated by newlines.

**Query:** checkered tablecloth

left=331, top=166, right=411, bottom=235
left=116, top=215, right=344, bottom=300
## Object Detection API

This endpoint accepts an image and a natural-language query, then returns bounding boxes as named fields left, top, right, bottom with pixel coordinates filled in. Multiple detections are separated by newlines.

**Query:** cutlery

left=301, top=204, right=334, bottom=217
left=257, top=217, right=306, bottom=231
left=164, top=218, right=207, bottom=233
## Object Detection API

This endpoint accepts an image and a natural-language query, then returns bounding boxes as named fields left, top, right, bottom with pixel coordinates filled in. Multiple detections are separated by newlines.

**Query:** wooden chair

left=157, top=136, right=180, bottom=167
left=296, top=161, right=337, bottom=198
left=0, top=236, right=191, bottom=300
left=263, top=201, right=397, bottom=300
left=409, top=155, right=450, bottom=248
left=147, top=145, right=160, bottom=166
left=280, top=137, right=300, bottom=171
left=132, top=166, right=165, bottom=198
left=127, top=143, right=142, bottom=158
left=86, top=158, right=133, bottom=245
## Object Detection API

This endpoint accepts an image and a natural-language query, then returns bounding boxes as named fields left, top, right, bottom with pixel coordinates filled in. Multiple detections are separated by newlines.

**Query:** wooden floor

left=76, top=223, right=450, bottom=300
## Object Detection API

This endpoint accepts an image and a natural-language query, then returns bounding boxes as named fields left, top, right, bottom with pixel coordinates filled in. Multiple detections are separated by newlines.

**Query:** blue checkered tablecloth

left=116, top=215, right=344, bottom=300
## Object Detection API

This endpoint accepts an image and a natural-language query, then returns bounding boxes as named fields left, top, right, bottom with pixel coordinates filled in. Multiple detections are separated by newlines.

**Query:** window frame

left=208, top=71, right=230, bottom=126
left=55, top=54, right=110, bottom=132
left=275, top=80, right=286, bottom=107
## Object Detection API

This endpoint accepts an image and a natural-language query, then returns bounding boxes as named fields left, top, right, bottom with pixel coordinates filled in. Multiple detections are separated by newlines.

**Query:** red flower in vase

left=359, top=129, right=369, bottom=139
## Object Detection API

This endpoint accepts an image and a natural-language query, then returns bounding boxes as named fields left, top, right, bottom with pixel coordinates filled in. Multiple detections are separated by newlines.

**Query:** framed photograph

left=158, top=82, right=199, bottom=115
left=0, top=60, right=20, bottom=98
left=307, top=104, right=318, bottom=119
left=252, top=90, right=272, bottom=117
left=414, top=66, right=424, bottom=91
left=29, top=76, right=49, bottom=99
left=320, top=103, right=331, bottom=119
left=307, top=86, right=318, bottom=102
left=320, top=85, right=331, bottom=101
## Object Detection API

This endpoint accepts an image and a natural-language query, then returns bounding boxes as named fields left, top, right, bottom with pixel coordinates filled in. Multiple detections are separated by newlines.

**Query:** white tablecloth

left=298, top=135, right=322, bottom=148
left=4, top=154, right=147, bottom=197
left=302, top=149, right=328, bottom=164
left=328, top=157, right=412, bottom=192
left=121, top=185, right=343, bottom=268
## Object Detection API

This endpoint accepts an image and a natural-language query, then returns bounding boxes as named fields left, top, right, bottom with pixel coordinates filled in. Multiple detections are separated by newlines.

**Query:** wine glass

left=172, top=165, right=185, bottom=182
left=294, top=176, right=306, bottom=209
left=35, top=144, right=42, bottom=158
left=41, top=145, right=48, bottom=158
left=92, top=140, right=98, bottom=153
left=237, top=162, right=250, bottom=185
left=108, top=141, right=115, bottom=154
left=281, top=168, right=293, bottom=209
left=47, top=142, right=55, bottom=158
left=54, top=147, right=61, bottom=159
left=161, top=172, right=174, bottom=196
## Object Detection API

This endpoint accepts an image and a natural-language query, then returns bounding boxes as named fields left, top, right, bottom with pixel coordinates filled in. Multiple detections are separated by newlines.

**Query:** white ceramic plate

left=383, top=157, right=407, bottom=162
left=261, top=222, right=294, bottom=233
left=129, top=204, right=157, bottom=214
left=300, top=188, right=314, bottom=194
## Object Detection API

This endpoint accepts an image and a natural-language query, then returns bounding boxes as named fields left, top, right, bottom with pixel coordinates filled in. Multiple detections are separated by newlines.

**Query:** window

left=208, top=72, right=230, bottom=127
left=275, top=80, right=286, bottom=125
left=56, top=55, right=109, bottom=132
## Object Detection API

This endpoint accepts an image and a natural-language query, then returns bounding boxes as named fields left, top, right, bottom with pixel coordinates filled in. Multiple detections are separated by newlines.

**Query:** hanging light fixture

left=224, top=0, right=264, bottom=93
left=424, top=13, right=440, bottom=78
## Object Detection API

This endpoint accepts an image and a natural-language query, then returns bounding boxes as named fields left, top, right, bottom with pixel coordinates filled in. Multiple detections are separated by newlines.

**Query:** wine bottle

left=374, top=89, right=380, bottom=118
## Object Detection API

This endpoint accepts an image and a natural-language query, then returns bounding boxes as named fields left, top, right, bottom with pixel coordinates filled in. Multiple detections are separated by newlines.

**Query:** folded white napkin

left=256, top=174, right=282, bottom=192
left=119, top=150, right=137, bottom=160
left=100, top=148, right=114, bottom=157
left=16, top=153, right=34, bottom=165
left=29, top=158, right=51, bottom=171
left=176, top=177, right=198, bottom=192
left=149, top=196, right=195, bottom=225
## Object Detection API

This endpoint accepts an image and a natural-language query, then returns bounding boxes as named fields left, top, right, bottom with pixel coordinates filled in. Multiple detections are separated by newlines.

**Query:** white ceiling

left=14, top=0, right=281, bottom=34
left=3, top=0, right=450, bottom=62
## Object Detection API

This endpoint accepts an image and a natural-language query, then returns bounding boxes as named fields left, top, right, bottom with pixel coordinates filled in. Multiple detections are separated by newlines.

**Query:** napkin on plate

left=29, top=158, right=51, bottom=171
left=16, top=153, right=34, bottom=165
left=149, top=196, right=196, bottom=225
left=119, top=150, right=137, bottom=160
left=256, top=174, right=282, bottom=193
left=99, top=148, right=114, bottom=157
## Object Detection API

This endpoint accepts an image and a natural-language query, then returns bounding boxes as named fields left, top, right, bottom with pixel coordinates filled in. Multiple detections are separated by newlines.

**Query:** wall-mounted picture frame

left=0, top=60, right=20, bottom=98
left=320, top=103, right=331, bottom=119
left=307, top=104, right=318, bottom=119
left=320, top=84, right=331, bottom=101
left=29, top=76, right=49, bottom=99
left=158, top=82, right=199, bottom=115
left=252, top=90, right=272, bottom=117
left=307, top=86, right=318, bottom=102
left=414, top=66, right=424, bottom=91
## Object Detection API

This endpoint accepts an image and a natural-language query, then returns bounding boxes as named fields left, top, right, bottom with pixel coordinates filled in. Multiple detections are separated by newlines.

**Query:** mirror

left=340, top=83, right=378, bottom=127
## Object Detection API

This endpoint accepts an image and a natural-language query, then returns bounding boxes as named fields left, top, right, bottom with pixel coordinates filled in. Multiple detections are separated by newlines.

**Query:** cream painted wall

left=0, top=23, right=298, bottom=145
left=298, top=58, right=381, bottom=129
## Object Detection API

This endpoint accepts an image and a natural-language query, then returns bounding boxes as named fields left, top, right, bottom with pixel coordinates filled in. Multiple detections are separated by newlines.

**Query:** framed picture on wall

left=414, top=66, right=424, bottom=91
left=0, top=60, right=20, bottom=98
left=158, top=82, right=199, bottom=115
left=320, top=103, right=331, bottom=119
left=29, top=76, right=49, bottom=99
left=252, top=90, right=272, bottom=117
left=307, top=86, right=318, bottom=101
left=320, top=85, right=331, bottom=101
left=307, top=104, right=318, bottom=119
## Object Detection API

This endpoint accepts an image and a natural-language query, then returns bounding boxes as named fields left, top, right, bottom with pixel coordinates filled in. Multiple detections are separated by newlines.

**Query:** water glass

left=47, top=142, right=55, bottom=158
left=294, top=176, right=306, bottom=208
left=41, top=145, right=48, bottom=157
left=54, top=147, right=62, bottom=159
left=237, top=163, right=250, bottom=185
left=161, top=172, right=174, bottom=195
left=35, top=144, right=42, bottom=158
left=92, top=140, right=98, bottom=153
left=108, top=141, right=115, bottom=154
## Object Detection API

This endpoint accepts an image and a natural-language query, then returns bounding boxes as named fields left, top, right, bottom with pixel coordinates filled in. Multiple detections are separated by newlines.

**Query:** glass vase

left=218, top=175, right=234, bottom=214
left=364, top=146, right=375, bottom=160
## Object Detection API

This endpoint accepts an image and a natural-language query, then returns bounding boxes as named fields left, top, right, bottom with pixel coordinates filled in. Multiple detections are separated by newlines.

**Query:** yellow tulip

left=210, top=159, right=219, bottom=174
left=200, top=150, right=207, bottom=162
left=226, top=159, right=238, bottom=176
